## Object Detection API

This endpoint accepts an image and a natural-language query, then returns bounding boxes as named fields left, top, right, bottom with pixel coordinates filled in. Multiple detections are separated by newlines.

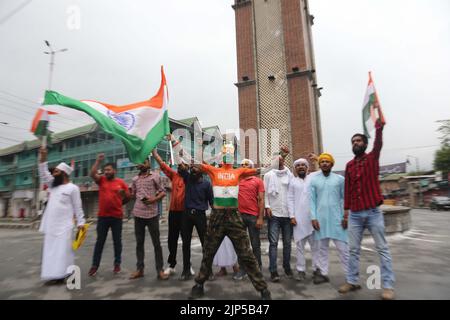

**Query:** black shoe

left=260, top=289, right=272, bottom=300
left=295, top=271, right=306, bottom=282
left=270, top=271, right=280, bottom=282
left=44, top=278, right=65, bottom=286
left=189, top=284, right=204, bottom=299
left=285, top=269, right=294, bottom=279
left=179, top=272, right=192, bottom=281
left=313, top=270, right=330, bottom=285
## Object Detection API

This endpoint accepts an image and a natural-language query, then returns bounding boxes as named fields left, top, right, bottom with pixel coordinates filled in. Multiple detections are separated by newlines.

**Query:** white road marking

left=408, top=231, right=449, bottom=238
left=399, top=235, right=443, bottom=243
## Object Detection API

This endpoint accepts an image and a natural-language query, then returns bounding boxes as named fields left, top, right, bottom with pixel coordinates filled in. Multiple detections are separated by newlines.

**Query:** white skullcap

left=240, top=159, right=254, bottom=168
left=293, top=158, right=309, bottom=168
left=56, top=162, right=73, bottom=176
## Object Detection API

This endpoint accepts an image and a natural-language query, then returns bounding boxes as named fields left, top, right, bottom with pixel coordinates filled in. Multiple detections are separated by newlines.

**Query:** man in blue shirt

left=179, top=164, right=214, bottom=281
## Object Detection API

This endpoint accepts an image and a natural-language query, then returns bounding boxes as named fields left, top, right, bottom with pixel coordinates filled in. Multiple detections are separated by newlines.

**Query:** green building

left=0, top=117, right=235, bottom=218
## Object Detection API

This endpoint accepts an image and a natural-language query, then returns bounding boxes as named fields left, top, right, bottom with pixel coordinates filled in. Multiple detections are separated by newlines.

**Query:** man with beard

left=182, top=142, right=284, bottom=300
left=178, top=162, right=214, bottom=281
left=38, top=146, right=86, bottom=285
left=88, top=153, right=131, bottom=277
left=264, top=152, right=295, bottom=282
left=129, top=158, right=168, bottom=280
left=151, top=149, right=191, bottom=277
left=310, top=153, right=349, bottom=285
left=339, top=120, right=395, bottom=300
left=287, top=158, right=320, bottom=282
left=232, top=159, right=265, bottom=281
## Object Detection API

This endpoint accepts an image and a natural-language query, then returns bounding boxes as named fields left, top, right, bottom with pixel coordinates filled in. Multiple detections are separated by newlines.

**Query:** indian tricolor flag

left=43, top=66, right=170, bottom=164
left=362, top=72, right=386, bottom=138
left=30, top=108, right=57, bottom=137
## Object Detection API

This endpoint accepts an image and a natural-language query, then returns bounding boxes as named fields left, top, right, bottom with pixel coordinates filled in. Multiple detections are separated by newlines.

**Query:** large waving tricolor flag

left=43, top=66, right=170, bottom=164
left=362, top=72, right=386, bottom=138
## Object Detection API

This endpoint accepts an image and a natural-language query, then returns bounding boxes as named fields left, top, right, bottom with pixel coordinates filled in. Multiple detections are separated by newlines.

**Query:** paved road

left=0, top=209, right=449, bottom=300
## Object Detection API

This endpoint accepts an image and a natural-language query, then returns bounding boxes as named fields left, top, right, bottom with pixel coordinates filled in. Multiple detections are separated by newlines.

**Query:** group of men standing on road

left=37, top=118, right=395, bottom=300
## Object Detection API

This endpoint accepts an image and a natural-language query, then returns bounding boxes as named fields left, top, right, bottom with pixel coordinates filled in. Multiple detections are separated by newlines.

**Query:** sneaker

left=285, top=269, right=294, bottom=279
left=338, top=283, right=362, bottom=294
left=260, top=288, right=272, bottom=300
left=381, top=288, right=395, bottom=300
left=270, top=271, right=280, bottom=283
left=208, top=273, right=216, bottom=281
left=163, top=266, right=176, bottom=276
left=190, top=266, right=195, bottom=276
left=312, top=269, right=329, bottom=285
left=88, top=266, right=98, bottom=277
left=179, top=272, right=192, bottom=281
left=129, top=269, right=144, bottom=280
left=295, top=271, right=306, bottom=282
left=232, top=270, right=247, bottom=281
left=113, top=264, right=121, bottom=274
left=189, top=284, right=204, bottom=299
left=157, top=271, right=169, bottom=280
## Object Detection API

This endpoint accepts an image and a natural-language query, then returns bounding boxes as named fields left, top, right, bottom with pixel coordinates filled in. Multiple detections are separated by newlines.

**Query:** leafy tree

left=434, top=120, right=450, bottom=177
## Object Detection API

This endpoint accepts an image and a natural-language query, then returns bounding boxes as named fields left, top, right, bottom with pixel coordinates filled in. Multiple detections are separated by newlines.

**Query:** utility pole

left=406, top=155, right=420, bottom=173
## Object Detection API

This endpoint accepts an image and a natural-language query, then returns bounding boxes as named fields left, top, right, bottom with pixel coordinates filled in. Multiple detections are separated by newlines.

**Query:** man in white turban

left=288, top=158, right=320, bottom=282
left=38, top=146, right=86, bottom=285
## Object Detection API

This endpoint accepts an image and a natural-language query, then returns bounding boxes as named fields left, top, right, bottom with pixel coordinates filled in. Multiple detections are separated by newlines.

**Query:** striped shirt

left=131, top=172, right=165, bottom=219
left=200, top=164, right=256, bottom=208
left=344, top=122, right=384, bottom=212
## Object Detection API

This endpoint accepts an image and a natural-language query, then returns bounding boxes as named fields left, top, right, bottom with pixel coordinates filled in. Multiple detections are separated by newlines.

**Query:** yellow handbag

left=72, top=223, right=91, bottom=251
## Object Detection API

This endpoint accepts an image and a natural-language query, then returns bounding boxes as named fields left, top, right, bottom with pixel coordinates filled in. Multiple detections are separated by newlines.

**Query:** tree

left=436, top=119, right=450, bottom=146
left=434, top=146, right=450, bottom=177
left=434, top=120, right=450, bottom=177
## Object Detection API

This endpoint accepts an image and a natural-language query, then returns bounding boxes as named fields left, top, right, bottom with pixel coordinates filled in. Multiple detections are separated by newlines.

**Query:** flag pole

left=168, top=136, right=174, bottom=166
left=369, top=72, right=386, bottom=125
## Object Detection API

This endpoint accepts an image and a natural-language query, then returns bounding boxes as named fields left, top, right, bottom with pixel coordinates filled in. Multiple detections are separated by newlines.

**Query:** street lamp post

left=44, top=40, right=68, bottom=91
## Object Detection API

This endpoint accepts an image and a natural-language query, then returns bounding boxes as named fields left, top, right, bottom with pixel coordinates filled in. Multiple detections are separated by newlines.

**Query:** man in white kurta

left=38, top=147, right=85, bottom=284
left=264, top=156, right=295, bottom=282
left=287, top=158, right=319, bottom=282
left=310, top=153, right=349, bottom=285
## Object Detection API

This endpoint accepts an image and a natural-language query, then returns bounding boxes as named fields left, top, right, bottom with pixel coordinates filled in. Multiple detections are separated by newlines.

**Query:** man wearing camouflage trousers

left=174, top=140, right=288, bottom=300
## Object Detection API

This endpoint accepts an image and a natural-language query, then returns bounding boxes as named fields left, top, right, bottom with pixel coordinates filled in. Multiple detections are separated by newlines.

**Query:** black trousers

left=134, top=216, right=164, bottom=273
left=181, top=209, right=207, bottom=273
left=240, top=213, right=262, bottom=269
left=92, top=216, right=123, bottom=268
left=167, top=211, right=183, bottom=268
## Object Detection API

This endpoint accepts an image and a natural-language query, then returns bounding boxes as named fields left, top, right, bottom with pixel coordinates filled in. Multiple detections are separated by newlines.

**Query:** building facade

left=233, top=0, right=323, bottom=165
left=0, top=117, right=228, bottom=218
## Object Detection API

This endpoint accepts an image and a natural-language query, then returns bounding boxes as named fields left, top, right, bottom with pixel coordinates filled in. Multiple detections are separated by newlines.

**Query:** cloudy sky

left=0, top=0, right=449, bottom=170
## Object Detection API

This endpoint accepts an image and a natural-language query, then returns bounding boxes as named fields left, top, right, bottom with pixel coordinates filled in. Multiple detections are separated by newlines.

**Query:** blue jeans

left=268, top=216, right=293, bottom=273
left=347, top=207, right=395, bottom=289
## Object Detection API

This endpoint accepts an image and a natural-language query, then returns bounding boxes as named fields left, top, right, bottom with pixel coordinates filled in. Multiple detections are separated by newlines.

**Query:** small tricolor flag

left=42, top=66, right=170, bottom=164
left=362, top=72, right=386, bottom=138
left=30, top=108, right=57, bottom=138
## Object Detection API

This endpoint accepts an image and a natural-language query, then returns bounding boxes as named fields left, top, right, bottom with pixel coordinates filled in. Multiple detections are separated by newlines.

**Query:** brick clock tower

left=233, top=0, right=323, bottom=166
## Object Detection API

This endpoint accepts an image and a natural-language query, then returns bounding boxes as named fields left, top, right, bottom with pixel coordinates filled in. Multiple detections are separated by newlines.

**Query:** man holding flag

left=338, top=73, right=395, bottom=300
left=38, top=146, right=86, bottom=284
